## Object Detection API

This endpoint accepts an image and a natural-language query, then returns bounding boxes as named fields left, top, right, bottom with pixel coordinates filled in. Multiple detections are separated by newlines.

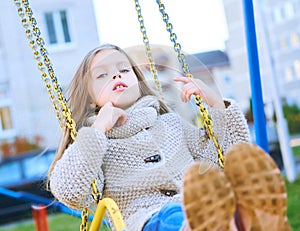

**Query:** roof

left=186, top=50, right=230, bottom=70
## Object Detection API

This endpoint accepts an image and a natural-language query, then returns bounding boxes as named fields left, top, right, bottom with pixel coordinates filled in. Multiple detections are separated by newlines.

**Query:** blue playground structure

left=0, top=186, right=82, bottom=220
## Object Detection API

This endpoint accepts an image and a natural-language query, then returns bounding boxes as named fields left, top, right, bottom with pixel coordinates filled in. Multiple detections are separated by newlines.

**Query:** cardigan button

left=144, top=154, right=161, bottom=163
left=160, top=189, right=177, bottom=197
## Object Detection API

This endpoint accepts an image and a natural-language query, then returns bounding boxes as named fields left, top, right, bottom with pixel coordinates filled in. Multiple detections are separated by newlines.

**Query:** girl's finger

left=180, top=90, right=185, bottom=102
left=117, top=114, right=127, bottom=126
left=183, top=84, right=200, bottom=100
left=186, top=87, right=203, bottom=102
left=173, top=77, right=191, bottom=83
left=103, top=101, right=113, bottom=108
left=182, top=85, right=192, bottom=102
left=115, top=108, right=127, bottom=126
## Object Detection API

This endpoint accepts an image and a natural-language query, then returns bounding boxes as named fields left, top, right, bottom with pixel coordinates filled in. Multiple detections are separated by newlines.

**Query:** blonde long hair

left=48, top=44, right=168, bottom=179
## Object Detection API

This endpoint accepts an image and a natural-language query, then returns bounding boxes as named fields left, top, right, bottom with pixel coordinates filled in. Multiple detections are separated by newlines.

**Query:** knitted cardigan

left=50, top=96, right=250, bottom=231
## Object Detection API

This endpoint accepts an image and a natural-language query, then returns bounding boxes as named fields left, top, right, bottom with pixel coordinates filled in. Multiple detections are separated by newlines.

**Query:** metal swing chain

left=13, top=0, right=77, bottom=141
left=13, top=0, right=90, bottom=230
left=13, top=0, right=223, bottom=229
left=79, top=180, right=101, bottom=231
left=155, top=0, right=224, bottom=168
left=155, top=0, right=225, bottom=168
left=80, top=208, right=89, bottom=231
left=133, top=0, right=164, bottom=100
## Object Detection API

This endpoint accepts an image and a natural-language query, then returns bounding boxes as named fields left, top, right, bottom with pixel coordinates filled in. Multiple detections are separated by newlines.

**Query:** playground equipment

left=0, top=148, right=89, bottom=228
left=6, top=0, right=295, bottom=230
left=13, top=0, right=226, bottom=230
left=0, top=187, right=81, bottom=219
left=32, top=205, right=49, bottom=231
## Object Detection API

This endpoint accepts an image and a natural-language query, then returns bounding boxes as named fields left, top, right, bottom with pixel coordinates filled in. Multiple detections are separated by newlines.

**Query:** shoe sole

left=183, top=161, right=236, bottom=231
left=224, top=143, right=291, bottom=231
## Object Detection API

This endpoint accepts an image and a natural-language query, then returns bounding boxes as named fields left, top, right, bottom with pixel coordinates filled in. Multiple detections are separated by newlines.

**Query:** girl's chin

left=112, top=98, right=137, bottom=110
left=112, top=92, right=141, bottom=109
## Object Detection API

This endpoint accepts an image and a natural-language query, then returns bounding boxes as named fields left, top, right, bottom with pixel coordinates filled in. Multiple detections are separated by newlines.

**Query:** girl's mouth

left=113, top=82, right=128, bottom=92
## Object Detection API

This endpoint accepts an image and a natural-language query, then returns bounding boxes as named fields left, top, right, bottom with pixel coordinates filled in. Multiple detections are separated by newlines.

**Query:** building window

left=290, top=32, right=300, bottom=48
left=222, top=75, right=231, bottom=84
left=284, top=2, right=295, bottom=20
left=294, top=60, right=300, bottom=78
left=0, top=83, right=15, bottom=139
left=45, top=10, right=71, bottom=45
left=273, top=7, right=283, bottom=23
left=279, top=36, right=287, bottom=49
left=0, top=107, right=13, bottom=131
left=285, top=66, right=293, bottom=82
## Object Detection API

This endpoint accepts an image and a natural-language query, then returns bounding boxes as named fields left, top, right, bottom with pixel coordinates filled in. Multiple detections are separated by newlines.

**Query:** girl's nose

left=112, top=74, right=122, bottom=80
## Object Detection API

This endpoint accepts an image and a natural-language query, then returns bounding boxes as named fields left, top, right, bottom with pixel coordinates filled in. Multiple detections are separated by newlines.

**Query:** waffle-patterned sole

left=183, top=161, right=236, bottom=231
left=224, top=143, right=291, bottom=231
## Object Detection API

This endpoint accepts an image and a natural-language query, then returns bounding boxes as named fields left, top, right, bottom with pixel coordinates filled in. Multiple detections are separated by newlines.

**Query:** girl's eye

left=120, top=69, right=130, bottom=73
left=97, top=73, right=107, bottom=78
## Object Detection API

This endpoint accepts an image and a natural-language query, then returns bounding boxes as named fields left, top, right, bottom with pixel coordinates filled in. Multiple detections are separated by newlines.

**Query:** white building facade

left=221, top=0, right=300, bottom=113
left=259, top=0, right=300, bottom=106
left=2, top=0, right=299, bottom=157
left=0, top=0, right=100, bottom=152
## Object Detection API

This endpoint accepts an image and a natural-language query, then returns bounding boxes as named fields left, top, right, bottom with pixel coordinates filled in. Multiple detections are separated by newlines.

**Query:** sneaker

left=183, top=161, right=236, bottom=231
left=224, top=143, right=291, bottom=231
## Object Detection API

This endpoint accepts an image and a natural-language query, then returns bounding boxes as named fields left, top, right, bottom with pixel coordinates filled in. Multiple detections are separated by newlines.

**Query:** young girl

left=48, top=44, right=289, bottom=230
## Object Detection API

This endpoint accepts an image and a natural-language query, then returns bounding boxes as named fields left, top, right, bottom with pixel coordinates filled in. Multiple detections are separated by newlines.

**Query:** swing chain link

left=155, top=0, right=225, bottom=168
left=91, top=179, right=102, bottom=204
left=134, top=0, right=164, bottom=101
left=14, top=0, right=77, bottom=141
left=79, top=179, right=102, bottom=231
left=80, top=208, right=89, bottom=231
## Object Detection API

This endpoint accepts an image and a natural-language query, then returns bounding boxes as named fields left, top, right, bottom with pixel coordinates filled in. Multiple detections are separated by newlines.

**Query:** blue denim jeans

left=142, top=202, right=184, bottom=231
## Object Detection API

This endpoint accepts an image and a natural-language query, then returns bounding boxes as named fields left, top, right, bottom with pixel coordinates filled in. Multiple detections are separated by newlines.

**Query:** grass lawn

left=293, top=145, right=300, bottom=158
left=0, top=175, right=299, bottom=231
left=0, top=213, right=110, bottom=231
left=286, top=175, right=300, bottom=230
left=0, top=173, right=299, bottom=231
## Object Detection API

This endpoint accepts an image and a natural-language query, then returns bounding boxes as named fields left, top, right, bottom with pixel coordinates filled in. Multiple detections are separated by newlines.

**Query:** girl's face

left=89, top=49, right=141, bottom=110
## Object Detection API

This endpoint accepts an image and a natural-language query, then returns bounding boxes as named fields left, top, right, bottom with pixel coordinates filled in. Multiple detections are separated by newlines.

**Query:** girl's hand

left=173, top=77, right=225, bottom=109
left=92, top=102, right=127, bottom=132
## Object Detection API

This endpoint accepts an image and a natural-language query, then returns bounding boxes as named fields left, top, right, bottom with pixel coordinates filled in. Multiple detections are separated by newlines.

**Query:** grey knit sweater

left=50, top=96, right=250, bottom=231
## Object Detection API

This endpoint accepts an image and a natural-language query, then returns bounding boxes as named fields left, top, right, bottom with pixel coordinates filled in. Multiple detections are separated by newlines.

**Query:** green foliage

left=245, top=98, right=300, bottom=135
left=282, top=103, right=300, bottom=135
left=293, top=146, right=300, bottom=158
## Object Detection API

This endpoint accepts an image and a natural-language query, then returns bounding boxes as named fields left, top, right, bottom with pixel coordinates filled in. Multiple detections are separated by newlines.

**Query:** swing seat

left=89, top=198, right=127, bottom=231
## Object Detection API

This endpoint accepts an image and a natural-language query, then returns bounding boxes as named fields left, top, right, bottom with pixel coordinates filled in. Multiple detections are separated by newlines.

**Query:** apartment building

left=0, top=0, right=99, bottom=149
left=221, top=0, right=300, bottom=113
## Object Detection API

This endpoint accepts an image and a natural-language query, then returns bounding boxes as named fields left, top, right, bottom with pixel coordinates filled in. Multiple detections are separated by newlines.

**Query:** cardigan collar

left=86, top=96, right=160, bottom=139
left=106, top=96, right=160, bottom=139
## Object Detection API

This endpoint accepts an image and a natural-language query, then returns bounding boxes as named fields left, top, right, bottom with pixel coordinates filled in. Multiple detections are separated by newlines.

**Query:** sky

left=93, top=0, right=229, bottom=54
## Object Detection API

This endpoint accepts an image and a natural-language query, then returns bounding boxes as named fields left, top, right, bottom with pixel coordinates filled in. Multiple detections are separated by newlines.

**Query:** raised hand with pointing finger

left=173, top=76, right=225, bottom=109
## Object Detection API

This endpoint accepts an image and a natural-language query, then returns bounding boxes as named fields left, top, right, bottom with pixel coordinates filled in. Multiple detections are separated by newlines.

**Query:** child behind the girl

left=48, top=44, right=290, bottom=230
